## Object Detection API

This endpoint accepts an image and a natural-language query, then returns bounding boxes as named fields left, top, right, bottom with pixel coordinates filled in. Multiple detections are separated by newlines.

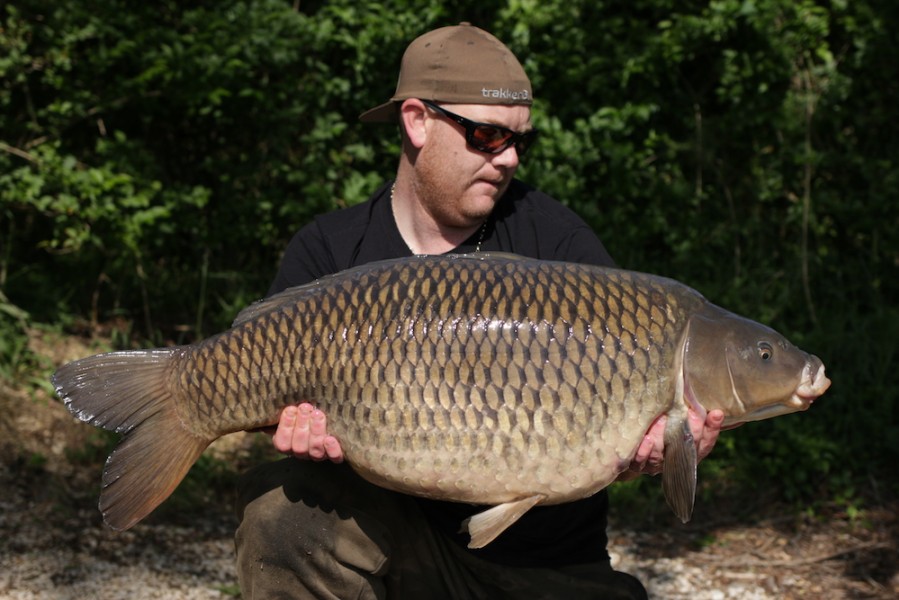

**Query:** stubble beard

left=414, top=145, right=501, bottom=229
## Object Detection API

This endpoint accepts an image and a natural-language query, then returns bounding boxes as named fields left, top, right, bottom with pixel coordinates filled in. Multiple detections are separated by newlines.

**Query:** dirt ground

left=1, top=331, right=897, bottom=599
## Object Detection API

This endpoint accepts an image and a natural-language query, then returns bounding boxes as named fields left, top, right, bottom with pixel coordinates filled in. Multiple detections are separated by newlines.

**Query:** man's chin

left=468, top=192, right=502, bottom=215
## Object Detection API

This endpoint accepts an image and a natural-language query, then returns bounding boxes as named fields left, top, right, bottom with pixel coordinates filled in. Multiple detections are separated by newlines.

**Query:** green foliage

left=64, top=427, right=119, bottom=469
left=153, top=453, right=238, bottom=524
left=1, top=0, right=896, bottom=510
left=0, top=290, right=32, bottom=379
left=214, top=583, right=242, bottom=598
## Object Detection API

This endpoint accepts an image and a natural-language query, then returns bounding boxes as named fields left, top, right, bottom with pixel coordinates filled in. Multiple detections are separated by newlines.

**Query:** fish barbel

left=52, top=253, right=830, bottom=547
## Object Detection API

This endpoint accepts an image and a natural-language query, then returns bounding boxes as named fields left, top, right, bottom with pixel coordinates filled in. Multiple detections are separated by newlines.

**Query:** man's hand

left=269, top=403, right=344, bottom=462
left=617, top=408, right=726, bottom=481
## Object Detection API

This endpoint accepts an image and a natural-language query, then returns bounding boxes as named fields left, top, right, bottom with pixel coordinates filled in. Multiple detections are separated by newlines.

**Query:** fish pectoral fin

left=462, top=494, right=546, bottom=549
left=661, top=417, right=698, bottom=523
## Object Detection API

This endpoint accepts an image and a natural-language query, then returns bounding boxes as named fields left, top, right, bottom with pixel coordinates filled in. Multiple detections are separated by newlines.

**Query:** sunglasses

left=421, top=100, right=538, bottom=156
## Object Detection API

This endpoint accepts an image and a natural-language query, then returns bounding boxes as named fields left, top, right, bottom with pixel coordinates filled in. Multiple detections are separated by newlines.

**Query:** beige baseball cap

left=359, top=22, right=533, bottom=123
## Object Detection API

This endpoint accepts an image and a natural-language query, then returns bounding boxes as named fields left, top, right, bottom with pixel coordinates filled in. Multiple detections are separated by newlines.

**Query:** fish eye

left=758, top=342, right=774, bottom=361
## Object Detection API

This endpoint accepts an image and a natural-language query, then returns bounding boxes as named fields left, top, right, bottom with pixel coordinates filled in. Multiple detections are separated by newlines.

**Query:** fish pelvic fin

left=661, top=417, right=698, bottom=523
left=462, top=494, right=546, bottom=549
left=51, top=349, right=210, bottom=530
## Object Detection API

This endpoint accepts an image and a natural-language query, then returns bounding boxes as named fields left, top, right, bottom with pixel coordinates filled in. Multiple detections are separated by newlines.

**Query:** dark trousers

left=235, top=459, right=647, bottom=599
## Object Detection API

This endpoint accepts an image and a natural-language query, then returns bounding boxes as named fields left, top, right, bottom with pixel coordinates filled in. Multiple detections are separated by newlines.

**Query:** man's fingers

left=272, top=405, right=299, bottom=453
left=706, top=409, right=725, bottom=430
left=704, top=408, right=725, bottom=447
left=309, top=408, right=327, bottom=436
left=694, top=408, right=725, bottom=461
left=323, top=436, right=344, bottom=463
left=621, top=408, right=727, bottom=481
left=305, top=408, right=328, bottom=460
left=291, top=403, right=315, bottom=456
left=630, top=415, right=666, bottom=475
left=267, top=402, right=345, bottom=462
left=633, top=434, right=653, bottom=463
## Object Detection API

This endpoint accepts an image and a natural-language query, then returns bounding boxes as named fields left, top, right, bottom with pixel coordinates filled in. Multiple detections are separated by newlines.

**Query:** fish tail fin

left=52, top=349, right=210, bottom=530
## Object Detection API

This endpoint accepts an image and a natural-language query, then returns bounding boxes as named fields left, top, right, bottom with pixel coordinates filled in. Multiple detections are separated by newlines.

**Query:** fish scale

left=52, top=253, right=830, bottom=547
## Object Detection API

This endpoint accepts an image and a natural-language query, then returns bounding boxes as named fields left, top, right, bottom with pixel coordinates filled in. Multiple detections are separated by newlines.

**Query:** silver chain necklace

left=473, top=218, right=489, bottom=253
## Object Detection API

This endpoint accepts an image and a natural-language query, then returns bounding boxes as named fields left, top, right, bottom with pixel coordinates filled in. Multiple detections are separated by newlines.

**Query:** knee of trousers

left=235, top=460, right=396, bottom=581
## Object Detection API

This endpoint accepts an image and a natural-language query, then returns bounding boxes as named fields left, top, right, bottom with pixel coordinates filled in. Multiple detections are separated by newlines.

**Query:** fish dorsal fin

left=463, top=494, right=546, bottom=548
left=661, top=417, right=698, bottom=523
left=232, top=279, right=325, bottom=328
left=231, top=257, right=410, bottom=327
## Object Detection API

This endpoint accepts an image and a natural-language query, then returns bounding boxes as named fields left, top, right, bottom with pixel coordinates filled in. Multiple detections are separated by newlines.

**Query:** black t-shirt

left=268, top=178, right=617, bottom=567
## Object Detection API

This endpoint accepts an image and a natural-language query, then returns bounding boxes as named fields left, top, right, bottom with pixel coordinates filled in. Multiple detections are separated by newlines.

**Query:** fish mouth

left=791, top=361, right=831, bottom=409
left=720, top=360, right=831, bottom=427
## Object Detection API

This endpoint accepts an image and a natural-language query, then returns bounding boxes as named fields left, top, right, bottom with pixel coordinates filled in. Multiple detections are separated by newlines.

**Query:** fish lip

left=787, top=393, right=815, bottom=411
left=791, top=363, right=831, bottom=408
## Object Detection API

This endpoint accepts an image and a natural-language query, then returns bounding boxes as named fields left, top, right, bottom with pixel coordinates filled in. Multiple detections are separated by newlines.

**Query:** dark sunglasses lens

left=470, top=125, right=515, bottom=153
left=469, top=126, right=537, bottom=156
left=514, top=131, right=537, bottom=156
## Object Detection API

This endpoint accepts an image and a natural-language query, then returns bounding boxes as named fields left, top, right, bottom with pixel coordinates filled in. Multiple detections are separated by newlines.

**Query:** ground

left=1, top=330, right=896, bottom=599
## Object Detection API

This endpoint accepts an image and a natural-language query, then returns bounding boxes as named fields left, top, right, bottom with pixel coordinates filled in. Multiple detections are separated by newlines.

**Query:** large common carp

left=52, top=253, right=830, bottom=547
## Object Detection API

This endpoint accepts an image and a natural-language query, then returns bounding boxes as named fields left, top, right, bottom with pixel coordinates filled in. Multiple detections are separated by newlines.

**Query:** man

left=236, top=23, right=724, bottom=599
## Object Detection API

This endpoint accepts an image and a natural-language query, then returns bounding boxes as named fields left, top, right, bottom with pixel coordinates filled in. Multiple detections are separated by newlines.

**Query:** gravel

left=3, top=455, right=896, bottom=600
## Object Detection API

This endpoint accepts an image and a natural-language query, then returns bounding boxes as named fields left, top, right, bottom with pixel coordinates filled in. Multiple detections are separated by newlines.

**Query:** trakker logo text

left=481, top=88, right=530, bottom=100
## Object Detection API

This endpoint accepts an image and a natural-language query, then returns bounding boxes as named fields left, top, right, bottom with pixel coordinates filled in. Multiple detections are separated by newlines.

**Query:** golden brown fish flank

left=180, top=259, right=683, bottom=437
left=52, top=253, right=830, bottom=546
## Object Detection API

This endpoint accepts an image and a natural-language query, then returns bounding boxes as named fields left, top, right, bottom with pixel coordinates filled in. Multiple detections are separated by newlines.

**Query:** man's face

left=414, top=103, right=533, bottom=229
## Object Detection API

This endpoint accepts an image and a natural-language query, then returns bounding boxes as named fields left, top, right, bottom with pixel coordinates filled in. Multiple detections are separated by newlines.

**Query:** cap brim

left=359, top=101, right=398, bottom=123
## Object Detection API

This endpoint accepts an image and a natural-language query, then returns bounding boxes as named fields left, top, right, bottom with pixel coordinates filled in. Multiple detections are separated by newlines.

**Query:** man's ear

left=399, top=99, right=429, bottom=149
